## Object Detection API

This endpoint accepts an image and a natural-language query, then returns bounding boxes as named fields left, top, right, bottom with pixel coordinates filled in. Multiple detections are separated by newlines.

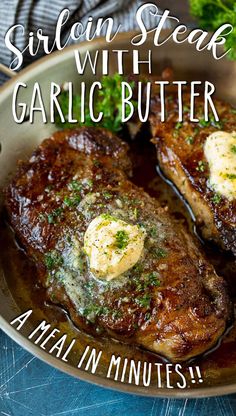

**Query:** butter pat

left=84, top=214, right=146, bottom=280
left=204, top=131, right=236, bottom=201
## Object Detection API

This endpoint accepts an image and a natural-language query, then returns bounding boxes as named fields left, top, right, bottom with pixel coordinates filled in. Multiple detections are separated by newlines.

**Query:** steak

left=5, top=127, right=231, bottom=362
left=150, top=91, right=236, bottom=255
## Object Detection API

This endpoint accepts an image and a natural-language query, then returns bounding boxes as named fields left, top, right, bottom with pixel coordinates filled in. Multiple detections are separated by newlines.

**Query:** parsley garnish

left=186, top=136, right=194, bottom=145
left=225, top=173, right=236, bottom=179
left=68, top=180, right=82, bottom=192
left=115, top=230, right=129, bottom=250
left=45, top=251, right=63, bottom=270
left=196, top=160, right=206, bottom=172
left=47, top=207, right=63, bottom=224
left=231, top=145, right=236, bottom=154
left=189, top=0, right=236, bottom=61
left=135, top=294, right=151, bottom=308
left=211, top=193, right=222, bottom=204
left=153, top=248, right=167, bottom=259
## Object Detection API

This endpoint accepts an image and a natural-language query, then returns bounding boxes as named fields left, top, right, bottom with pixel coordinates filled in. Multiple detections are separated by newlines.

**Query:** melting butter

left=84, top=214, right=146, bottom=281
left=204, top=131, right=236, bottom=201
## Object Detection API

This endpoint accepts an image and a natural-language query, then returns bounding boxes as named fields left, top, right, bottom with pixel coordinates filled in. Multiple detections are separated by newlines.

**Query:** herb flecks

left=231, top=145, right=236, bottom=154
left=186, top=136, right=194, bottom=145
left=196, top=160, right=206, bottom=172
left=225, top=173, right=236, bottom=180
left=47, top=207, right=63, bottom=224
left=135, top=294, right=151, bottom=309
left=45, top=251, right=63, bottom=270
left=115, top=230, right=129, bottom=250
left=211, top=193, right=222, bottom=204
left=153, top=247, right=167, bottom=259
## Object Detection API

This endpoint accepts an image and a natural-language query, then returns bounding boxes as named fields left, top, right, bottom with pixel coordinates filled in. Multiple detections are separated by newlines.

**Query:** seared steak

left=150, top=91, right=236, bottom=255
left=5, top=127, right=231, bottom=362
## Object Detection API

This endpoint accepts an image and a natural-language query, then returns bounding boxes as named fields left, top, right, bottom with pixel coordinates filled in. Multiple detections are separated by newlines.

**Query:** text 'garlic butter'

left=84, top=214, right=146, bottom=281
left=204, top=131, right=236, bottom=201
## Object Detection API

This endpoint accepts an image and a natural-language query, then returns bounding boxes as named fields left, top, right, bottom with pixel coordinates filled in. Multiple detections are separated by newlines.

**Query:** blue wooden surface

left=0, top=330, right=236, bottom=416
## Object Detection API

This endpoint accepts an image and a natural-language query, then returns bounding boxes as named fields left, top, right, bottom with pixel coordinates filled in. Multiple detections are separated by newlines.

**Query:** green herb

left=115, top=230, right=129, bottom=250
left=83, top=304, right=110, bottom=319
left=63, top=195, right=81, bottom=207
left=55, top=74, right=137, bottom=133
left=225, top=173, right=236, bottom=179
left=144, top=312, right=151, bottom=321
left=101, top=213, right=117, bottom=221
left=135, top=294, right=151, bottom=308
left=173, top=121, right=183, bottom=138
left=211, top=193, right=222, bottom=204
left=198, top=118, right=210, bottom=128
left=149, top=227, right=158, bottom=238
left=231, top=108, right=236, bottom=114
left=189, top=0, right=236, bottom=60
left=198, top=116, right=222, bottom=129
left=68, top=180, right=82, bottom=192
left=45, top=251, right=63, bottom=270
left=47, top=207, right=63, bottom=224
left=133, top=207, right=138, bottom=219
left=112, top=310, right=122, bottom=319
left=175, top=122, right=182, bottom=130
left=231, top=145, right=236, bottom=154
left=39, top=213, right=46, bottom=222
left=147, top=272, right=161, bottom=287
left=196, top=160, right=206, bottom=172
left=153, top=248, right=167, bottom=259
left=93, top=160, right=102, bottom=168
left=183, top=105, right=190, bottom=113
left=104, top=192, right=113, bottom=200
left=86, top=179, right=93, bottom=188
left=186, top=136, right=194, bottom=145
left=132, top=263, right=144, bottom=274
left=167, top=95, right=174, bottom=103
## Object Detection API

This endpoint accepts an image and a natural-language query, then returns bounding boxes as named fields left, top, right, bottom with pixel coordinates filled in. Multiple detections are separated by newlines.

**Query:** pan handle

left=0, top=64, right=16, bottom=78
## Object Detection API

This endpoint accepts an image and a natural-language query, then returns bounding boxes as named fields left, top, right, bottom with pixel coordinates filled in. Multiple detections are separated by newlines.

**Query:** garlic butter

left=84, top=214, right=146, bottom=281
left=204, top=131, right=236, bottom=201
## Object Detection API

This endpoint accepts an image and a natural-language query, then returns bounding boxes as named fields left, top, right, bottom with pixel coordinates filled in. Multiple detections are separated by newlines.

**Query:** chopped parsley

left=175, top=121, right=182, bottom=130
left=211, top=193, right=222, bottom=204
left=183, top=105, right=190, bottom=113
left=63, top=195, right=81, bottom=207
left=225, top=173, right=236, bottom=180
left=45, top=251, right=63, bottom=270
left=47, top=207, right=63, bottom=224
left=135, top=294, right=151, bottom=308
left=133, top=207, right=138, bottom=219
left=231, top=145, right=236, bottom=154
left=83, top=304, right=110, bottom=319
left=149, top=227, right=158, bottom=238
left=68, top=180, right=82, bottom=192
left=196, top=160, right=206, bottom=172
left=115, top=230, right=129, bottom=250
left=186, top=136, right=194, bottom=145
left=146, top=272, right=161, bottom=287
left=198, top=116, right=222, bottom=129
left=153, top=248, right=167, bottom=259
left=104, top=192, right=113, bottom=200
